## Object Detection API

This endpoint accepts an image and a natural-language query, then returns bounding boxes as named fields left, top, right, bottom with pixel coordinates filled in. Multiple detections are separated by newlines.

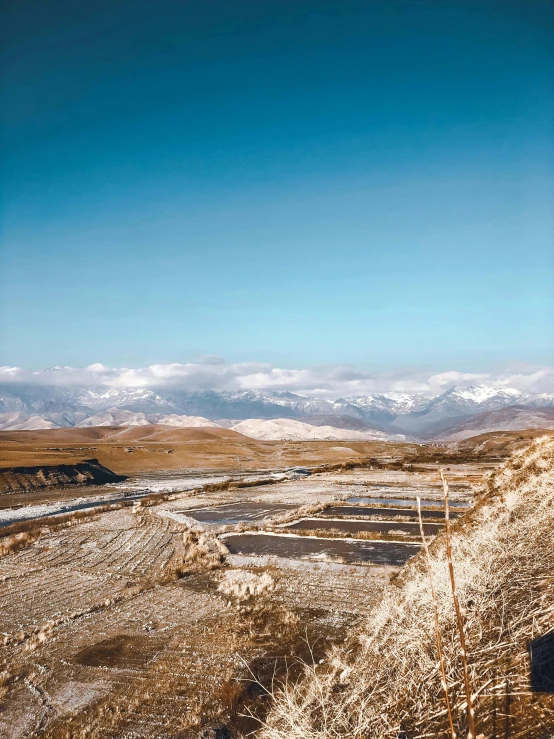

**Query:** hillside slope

left=0, top=458, right=126, bottom=494
left=436, top=405, right=554, bottom=441
left=0, top=412, right=56, bottom=431
left=0, top=425, right=246, bottom=444
left=260, top=437, right=554, bottom=739
left=230, top=418, right=408, bottom=441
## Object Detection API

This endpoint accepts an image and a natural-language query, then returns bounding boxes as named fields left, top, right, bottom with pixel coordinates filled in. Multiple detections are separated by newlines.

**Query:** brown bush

left=219, top=678, right=245, bottom=712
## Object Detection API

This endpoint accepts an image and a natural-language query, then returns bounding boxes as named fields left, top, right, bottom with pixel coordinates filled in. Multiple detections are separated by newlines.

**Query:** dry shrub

left=259, top=437, right=554, bottom=739
left=0, top=530, right=42, bottom=556
left=202, top=480, right=234, bottom=493
left=271, top=502, right=330, bottom=527
left=0, top=669, right=11, bottom=700
left=202, top=477, right=282, bottom=495
left=235, top=477, right=282, bottom=489
left=139, top=492, right=170, bottom=507
left=174, top=528, right=228, bottom=576
left=354, top=529, right=417, bottom=541
left=218, top=569, right=275, bottom=601
left=24, top=622, right=55, bottom=652
left=219, top=677, right=245, bottom=712
left=276, top=527, right=343, bottom=539
left=313, top=456, right=421, bottom=474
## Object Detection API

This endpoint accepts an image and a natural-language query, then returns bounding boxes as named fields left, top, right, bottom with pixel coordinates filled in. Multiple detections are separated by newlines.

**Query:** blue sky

left=1, top=0, right=553, bottom=374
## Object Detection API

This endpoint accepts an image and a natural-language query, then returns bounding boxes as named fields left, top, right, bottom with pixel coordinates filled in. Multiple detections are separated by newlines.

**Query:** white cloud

left=426, top=371, right=492, bottom=394
left=0, top=362, right=553, bottom=398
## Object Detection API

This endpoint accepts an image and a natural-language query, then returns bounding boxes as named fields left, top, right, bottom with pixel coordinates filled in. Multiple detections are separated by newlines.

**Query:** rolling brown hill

left=0, top=425, right=408, bottom=476
left=0, top=425, right=246, bottom=445
left=2, top=426, right=551, bottom=480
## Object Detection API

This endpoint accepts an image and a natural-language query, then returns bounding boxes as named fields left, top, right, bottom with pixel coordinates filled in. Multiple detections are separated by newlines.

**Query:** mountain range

left=1, top=383, right=554, bottom=440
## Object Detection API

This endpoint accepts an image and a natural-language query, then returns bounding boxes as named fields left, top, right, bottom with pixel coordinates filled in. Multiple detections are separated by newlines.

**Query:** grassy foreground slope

left=260, top=437, right=554, bottom=739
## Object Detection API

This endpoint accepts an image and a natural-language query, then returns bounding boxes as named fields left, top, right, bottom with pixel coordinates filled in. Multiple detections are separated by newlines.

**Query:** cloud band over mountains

left=1, top=362, right=553, bottom=398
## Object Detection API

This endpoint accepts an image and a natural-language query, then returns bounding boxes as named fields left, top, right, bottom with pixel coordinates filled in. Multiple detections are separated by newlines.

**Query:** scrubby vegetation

left=178, top=527, right=228, bottom=573
left=312, top=447, right=488, bottom=474
left=218, top=569, right=275, bottom=601
left=258, top=437, right=554, bottom=739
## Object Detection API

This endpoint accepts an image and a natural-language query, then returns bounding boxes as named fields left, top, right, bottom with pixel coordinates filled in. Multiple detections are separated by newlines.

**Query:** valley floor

left=0, top=453, right=485, bottom=738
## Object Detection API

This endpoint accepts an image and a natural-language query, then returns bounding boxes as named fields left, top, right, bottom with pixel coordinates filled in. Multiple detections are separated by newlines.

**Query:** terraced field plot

left=0, top=510, right=179, bottom=636
left=222, top=532, right=421, bottom=566
left=182, top=501, right=298, bottom=524
left=282, top=517, right=444, bottom=537
left=346, top=495, right=469, bottom=508
left=324, top=504, right=461, bottom=519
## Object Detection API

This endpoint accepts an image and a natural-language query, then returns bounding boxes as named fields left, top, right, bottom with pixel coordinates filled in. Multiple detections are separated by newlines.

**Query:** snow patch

left=230, top=418, right=404, bottom=441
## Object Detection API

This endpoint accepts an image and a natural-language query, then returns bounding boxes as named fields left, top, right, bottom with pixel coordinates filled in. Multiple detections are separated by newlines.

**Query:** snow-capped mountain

left=391, top=386, right=540, bottom=436
left=151, top=414, right=220, bottom=428
left=0, top=384, right=91, bottom=416
left=0, top=412, right=57, bottom=431
left=342, top=392, right=430, bottom=423
left=436, top=406, right=554, bottom=441
left=1, top=382, right=553, bottom=437
left=76, top=387, right=178, bottom=414
left=76, top=409, right=221, bottom=429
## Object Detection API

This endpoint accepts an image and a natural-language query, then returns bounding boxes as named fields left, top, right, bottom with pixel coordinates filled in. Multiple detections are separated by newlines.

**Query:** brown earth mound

left=0, top=458, right=127, bottom=494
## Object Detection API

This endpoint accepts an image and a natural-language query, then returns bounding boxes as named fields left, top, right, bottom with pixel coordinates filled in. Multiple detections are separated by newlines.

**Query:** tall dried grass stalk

left=417, top=496, right=456, bottom=739
left=441, top=469, right=476, bottom=739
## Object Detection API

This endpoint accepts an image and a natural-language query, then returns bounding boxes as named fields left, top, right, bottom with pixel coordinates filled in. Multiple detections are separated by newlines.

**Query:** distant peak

left=446, top=385, right=523, bottom=401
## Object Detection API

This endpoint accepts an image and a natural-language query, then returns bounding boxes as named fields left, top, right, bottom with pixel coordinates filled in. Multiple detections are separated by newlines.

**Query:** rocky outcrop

left=0, top=459, right=126, bottom=494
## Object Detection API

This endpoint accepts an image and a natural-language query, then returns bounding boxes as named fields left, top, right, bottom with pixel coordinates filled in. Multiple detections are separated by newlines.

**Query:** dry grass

left=0, top=429, right=430, bottom=477
left=0, top=529, right=42, bottom=556
left=202, top=476, right=284, bottom=495
left=258, top=437, right=554, bottom=739
left=175, top=528, right=229, bottom=575
left=218, top=569, right=275, bottom=601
